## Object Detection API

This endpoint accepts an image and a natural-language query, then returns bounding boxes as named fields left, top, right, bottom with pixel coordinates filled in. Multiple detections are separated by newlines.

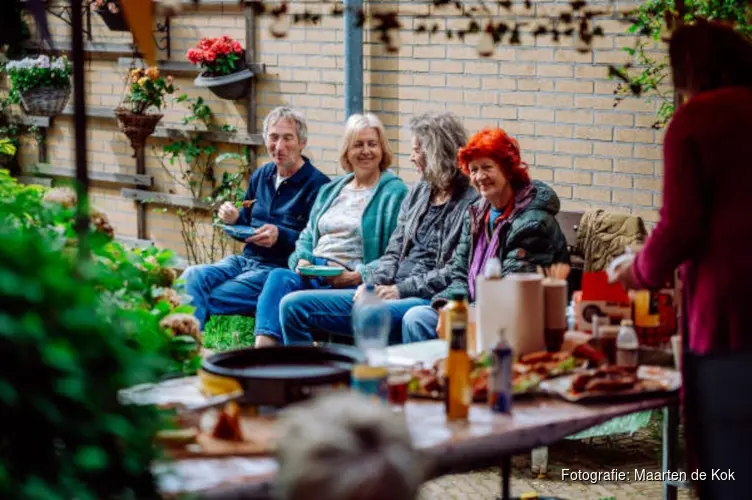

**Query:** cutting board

left=165, top=408, right=278, bottom=459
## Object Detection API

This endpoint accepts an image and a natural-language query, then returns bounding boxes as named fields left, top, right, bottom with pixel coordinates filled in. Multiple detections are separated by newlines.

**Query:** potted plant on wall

left=115, top=67, right=175, bottom=155
left=89, top=0, right=129, bottom=31
left=188, top=36, right=254, bottom=100
left=5, top=55, right=71, bottom=117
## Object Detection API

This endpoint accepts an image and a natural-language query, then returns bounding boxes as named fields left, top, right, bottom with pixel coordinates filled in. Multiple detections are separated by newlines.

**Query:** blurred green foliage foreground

left=0, top=169, right=202, bottom=499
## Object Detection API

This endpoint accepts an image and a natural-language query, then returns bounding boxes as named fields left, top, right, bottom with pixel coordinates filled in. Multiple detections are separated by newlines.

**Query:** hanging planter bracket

left=45, top=0, right=92, bottom=41
left=154, top=17, right=171, bottom=59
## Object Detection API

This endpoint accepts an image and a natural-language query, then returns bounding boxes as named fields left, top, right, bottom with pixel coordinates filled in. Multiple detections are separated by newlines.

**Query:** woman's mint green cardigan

left=287, top=170, right=408, bottom=278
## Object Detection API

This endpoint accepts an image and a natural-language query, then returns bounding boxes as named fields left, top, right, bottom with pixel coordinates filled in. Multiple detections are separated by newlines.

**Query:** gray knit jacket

left=365, top=177, right=480, bottom=300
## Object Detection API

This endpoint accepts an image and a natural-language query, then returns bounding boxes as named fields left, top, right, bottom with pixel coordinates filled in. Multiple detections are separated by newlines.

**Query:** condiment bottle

left=616, top=319, right=640, bottom=367
left=488, top=328, right=513, bottom=414
left=445, top=292, right=471, bottom=421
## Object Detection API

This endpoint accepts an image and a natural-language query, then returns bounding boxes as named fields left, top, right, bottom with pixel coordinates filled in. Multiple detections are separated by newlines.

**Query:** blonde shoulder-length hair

left=338, top=113, right=394, bottom=173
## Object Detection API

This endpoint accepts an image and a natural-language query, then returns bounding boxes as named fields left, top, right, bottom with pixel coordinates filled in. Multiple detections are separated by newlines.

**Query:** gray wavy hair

left=408, top=112, right=468, bottom=191
left=263, top=106, right=308, bottom=144
left=275, top=391, right=424, bottom=500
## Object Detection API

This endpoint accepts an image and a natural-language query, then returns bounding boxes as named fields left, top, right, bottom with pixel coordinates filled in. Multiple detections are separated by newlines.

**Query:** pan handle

left=178, top=390, right=244, bottom=414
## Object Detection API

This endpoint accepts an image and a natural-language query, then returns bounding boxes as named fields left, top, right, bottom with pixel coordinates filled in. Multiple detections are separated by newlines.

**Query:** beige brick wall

left=22, top=0, right=666, bottom=262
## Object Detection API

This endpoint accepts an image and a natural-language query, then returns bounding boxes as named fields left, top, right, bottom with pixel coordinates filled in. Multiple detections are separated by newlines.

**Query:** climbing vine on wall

left=155, top=94, right=250, bottom=265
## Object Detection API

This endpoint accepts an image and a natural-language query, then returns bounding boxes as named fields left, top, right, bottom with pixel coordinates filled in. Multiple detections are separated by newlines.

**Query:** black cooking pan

left=184, top=344, right=366, bottom=412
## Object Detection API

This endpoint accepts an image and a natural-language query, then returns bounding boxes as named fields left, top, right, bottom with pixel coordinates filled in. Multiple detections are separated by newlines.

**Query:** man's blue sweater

left=236, top=156, right=330, bottom=267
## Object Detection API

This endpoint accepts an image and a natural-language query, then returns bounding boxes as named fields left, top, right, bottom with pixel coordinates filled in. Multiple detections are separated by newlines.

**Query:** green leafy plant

left=0, top=218, right=172, bottom=499
left=613, top=0, right=752, bottom=127
left=5, top=55, right=71, bottom=103
left=0, top=137, right=16, bottom=157
left=0, top=170, right=194, bottom=499
left=0, top=170, right=201, bottom=376
left=123, top=66, right=175, bottom=115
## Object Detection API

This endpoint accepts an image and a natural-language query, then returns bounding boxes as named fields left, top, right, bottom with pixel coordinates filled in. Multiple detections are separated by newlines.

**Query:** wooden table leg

left=501, top=456, right=511, bottom=500
left=662, top=404, right=679, bottom=500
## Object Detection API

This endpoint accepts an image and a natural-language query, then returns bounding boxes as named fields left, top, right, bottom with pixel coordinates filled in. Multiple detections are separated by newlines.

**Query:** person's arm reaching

left=632, top=109, right=706, bottom=289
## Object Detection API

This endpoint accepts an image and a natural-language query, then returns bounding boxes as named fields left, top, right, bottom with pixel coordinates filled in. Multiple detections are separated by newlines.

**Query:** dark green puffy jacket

left=434, top=180, right=570, bottom=305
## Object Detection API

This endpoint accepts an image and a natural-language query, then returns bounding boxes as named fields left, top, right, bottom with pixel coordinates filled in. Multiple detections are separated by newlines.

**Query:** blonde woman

left=254, top=113, right=408, bottom=347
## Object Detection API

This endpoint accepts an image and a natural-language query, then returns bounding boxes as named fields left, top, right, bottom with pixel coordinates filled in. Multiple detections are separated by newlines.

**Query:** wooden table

left=157, top=392, right=679, bottom=500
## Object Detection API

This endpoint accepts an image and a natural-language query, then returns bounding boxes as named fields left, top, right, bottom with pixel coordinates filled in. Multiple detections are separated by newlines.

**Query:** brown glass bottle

left=445, top=292, right=471, bottom=421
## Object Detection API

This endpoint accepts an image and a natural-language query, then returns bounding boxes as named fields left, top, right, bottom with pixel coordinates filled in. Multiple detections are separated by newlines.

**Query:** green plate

left=298, top=265, right=344, bottom=277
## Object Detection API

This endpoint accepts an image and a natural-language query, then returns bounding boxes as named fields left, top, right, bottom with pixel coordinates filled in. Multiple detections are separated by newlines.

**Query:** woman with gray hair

left=279, top=112, right=479, bottom=345
left=276, top=391, right=425, bottom=500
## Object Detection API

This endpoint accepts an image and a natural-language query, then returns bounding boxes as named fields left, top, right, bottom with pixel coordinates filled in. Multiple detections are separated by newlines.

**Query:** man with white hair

left=182, top=107, right=330, bottom=332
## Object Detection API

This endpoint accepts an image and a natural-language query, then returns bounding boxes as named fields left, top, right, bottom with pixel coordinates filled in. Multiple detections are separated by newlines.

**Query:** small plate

left=222, top=225, right=256, bottom=241
left=298, top=265, right=344, bottom=277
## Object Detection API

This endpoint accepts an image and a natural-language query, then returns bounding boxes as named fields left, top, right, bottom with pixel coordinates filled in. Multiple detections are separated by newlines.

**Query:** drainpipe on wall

left=344, top=0, right=364, bottom=119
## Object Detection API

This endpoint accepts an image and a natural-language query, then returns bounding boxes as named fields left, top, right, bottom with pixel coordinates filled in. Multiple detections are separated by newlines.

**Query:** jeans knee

left=280, top=291, right=305, bottom=324
left=267, top=268, right=298, bottom=286
left=401, top=306, right=438, bottom=343
left=180, top=264, right=206, bottom=289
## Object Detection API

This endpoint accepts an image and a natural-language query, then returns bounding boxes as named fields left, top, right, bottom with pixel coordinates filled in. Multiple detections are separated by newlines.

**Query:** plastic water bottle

left=352, top=283, right=391, bottom=366
left=616, top=319, right=640, bottom=367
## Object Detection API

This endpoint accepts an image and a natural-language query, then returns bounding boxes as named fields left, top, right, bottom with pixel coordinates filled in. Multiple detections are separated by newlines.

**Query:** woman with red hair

left=401, top=127, right=569, bottom=343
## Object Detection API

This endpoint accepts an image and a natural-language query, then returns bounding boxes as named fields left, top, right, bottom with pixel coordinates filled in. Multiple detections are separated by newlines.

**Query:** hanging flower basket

left=115, top=66, right=175, bottom=155
left=20, top=86, right=71, bottom=117
left=187, top=36, right=253, bottom=101
left=6, top=55, right=72, bottom=117
left=115, top=108, right=163, bottom=153
left=90, top=0, right=129, bottom=31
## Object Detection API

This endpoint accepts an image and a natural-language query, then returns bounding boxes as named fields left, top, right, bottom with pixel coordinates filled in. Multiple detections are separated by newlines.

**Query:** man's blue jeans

left=401, top=305, right=440, bottom=344
left=181, top=255, right=276, bottom=329
left=279, top=289, right=430, bottom=345
left=255, top=258, right=351, bottom=343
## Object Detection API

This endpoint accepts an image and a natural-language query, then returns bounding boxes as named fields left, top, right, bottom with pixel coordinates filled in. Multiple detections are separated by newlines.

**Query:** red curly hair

left=457, top=128, right=530, bottom=187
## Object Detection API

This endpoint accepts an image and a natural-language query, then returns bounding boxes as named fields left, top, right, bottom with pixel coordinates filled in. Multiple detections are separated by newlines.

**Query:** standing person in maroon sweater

left=613, top=20, right=752, bottom=495
left=614, top=20, right=752, bottom=356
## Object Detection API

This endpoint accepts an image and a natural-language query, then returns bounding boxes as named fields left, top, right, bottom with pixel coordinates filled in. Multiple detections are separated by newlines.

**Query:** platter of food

left=159, top=401, right=278, bottom=459
left=406, top=350, right=584, bottom=402
left=538, top=365, right=681, bottom=403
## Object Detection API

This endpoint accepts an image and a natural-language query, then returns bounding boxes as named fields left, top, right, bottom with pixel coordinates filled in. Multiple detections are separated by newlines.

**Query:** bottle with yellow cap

left=445, top=291, right=471, bottom=421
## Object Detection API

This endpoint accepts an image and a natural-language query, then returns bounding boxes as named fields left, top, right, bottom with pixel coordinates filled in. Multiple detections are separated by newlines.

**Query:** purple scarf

left=468, top=220, right=504, bottom=301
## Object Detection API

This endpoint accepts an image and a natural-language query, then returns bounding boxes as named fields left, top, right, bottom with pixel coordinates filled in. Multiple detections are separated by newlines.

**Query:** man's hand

left=435, top=308, right=445, bottom=339
left=218, top=201, right=240, bottom=224
left=246, top=224, right=279, bottom=248
left=353, top=284, right=365, bottom=302
left=375, top=285, right=399, bottom=300
left=295, top=259, right=312, bottom=274
left=327, top=270, right=362, bottom=289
